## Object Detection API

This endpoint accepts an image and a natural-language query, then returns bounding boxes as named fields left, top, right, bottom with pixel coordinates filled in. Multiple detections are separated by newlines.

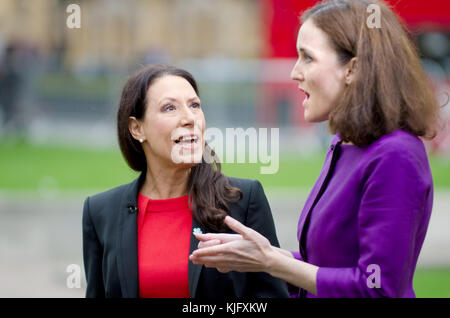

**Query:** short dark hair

left=117, top=64, right=242, bottom=232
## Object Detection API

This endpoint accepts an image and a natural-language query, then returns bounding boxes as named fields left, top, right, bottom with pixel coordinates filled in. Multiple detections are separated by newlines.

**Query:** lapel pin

left=193, top=228, right=203, bottom=235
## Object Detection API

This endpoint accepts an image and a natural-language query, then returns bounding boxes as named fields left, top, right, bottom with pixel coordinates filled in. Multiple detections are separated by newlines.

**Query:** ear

left=128, top=116, right=145, bottom=142
left=344, top=57, right=358, bottom=85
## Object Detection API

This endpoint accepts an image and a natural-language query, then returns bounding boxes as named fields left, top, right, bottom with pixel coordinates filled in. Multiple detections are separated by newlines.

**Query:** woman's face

left=132, top=75, right=206, bottom=168
left=290, top=18, right=348, bottom=123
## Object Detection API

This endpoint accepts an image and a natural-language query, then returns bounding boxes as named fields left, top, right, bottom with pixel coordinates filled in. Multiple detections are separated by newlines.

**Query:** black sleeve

left=244, top=180, right=289, bottom=298
left=82, top=197, right=105, bottom=298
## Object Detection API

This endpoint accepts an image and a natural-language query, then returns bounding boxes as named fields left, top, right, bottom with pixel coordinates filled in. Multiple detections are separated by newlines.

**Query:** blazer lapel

left=297, top=138, right=342, bottom=261
left=117, top=173, right=145, bottom=298
left=188, top=218, right=205, bottom=298
left=296, top=153, right=331, bottom=239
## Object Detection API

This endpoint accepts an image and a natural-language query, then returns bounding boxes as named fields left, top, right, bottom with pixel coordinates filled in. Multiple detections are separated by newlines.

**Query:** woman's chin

left=170, top=152, right=203, bottom=166
left=170, top=142, right=204, bottom=165
left=304, top=110, right=328, bottom=123
left=304, top=110, right=315, bottom=123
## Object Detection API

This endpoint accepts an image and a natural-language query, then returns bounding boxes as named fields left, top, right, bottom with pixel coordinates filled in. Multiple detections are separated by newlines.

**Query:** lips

left=299, top=88, right=310, bottom=106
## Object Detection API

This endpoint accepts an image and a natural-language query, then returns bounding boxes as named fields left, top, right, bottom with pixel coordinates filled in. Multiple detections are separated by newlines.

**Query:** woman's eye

left=191, top=102, right=201, bottom=108
left=163, top=104, right=175, bottom=111
left=303, top=54, right=312, bottom=62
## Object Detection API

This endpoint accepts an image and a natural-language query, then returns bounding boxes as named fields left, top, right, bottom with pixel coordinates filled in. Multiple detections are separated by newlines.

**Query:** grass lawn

left=0, top=139, right=327, bottom=191
left=1, top=139, right=450, bottom=191
left=1, top=139, right=450, bottom=297
left=0, top=140, right=136, bottom=191
left=414, top=268, right=450, bottom=298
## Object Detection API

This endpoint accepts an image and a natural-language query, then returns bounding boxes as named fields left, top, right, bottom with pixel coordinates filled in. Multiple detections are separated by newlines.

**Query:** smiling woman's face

left=290, top=18, right=348, bottom=123
left=130, top=75, right=206, bottom=168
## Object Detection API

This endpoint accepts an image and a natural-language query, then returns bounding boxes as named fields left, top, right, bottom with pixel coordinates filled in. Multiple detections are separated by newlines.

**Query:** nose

left=180, top=104, right=195, bottom=126
left=290, top=59, right=304, bottom=82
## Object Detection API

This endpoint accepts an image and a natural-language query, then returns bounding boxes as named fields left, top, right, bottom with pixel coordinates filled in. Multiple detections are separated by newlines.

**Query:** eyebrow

left=298, top=47, right=313, bottom=55
left=158, top=96, right=200, bottom=104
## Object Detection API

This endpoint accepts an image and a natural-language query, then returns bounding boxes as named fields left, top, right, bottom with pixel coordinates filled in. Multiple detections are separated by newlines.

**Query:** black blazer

left=82, top=173, right=289, bottom=298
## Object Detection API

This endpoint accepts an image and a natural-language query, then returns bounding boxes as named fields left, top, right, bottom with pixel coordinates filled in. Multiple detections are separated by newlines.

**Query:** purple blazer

left=292, top=130, right=433, bottom=298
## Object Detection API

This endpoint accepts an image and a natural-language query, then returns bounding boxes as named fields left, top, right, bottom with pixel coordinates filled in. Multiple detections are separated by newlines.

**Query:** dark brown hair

left=301, top=0, right=440, bottom=146
left=117, top=64, right=242, bottom=232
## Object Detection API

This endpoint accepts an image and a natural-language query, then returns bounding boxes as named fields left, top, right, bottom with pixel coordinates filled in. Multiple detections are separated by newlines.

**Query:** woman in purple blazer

left=190, top=0, right=441, bottom=298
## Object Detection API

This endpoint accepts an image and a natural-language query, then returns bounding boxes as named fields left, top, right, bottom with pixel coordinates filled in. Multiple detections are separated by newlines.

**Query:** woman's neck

left=140, top=163, right=191, bottom=200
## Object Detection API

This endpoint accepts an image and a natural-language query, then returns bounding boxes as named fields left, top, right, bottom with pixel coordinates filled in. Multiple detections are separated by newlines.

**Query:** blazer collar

left=117, top=172, right=145, bottom=298
left=188, top=218, right=205, bottom=298
left=116, top=172, right=205, bottom=298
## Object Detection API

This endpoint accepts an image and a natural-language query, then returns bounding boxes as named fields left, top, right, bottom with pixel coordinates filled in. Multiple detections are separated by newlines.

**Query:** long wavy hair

left=302, top=0, right=440, bottom=146
left=117, top=64, right=242, bottom=232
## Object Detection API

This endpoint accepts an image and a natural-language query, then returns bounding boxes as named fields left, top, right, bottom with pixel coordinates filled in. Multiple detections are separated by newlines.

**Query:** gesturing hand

left=189, top=216, right=276, bottom=273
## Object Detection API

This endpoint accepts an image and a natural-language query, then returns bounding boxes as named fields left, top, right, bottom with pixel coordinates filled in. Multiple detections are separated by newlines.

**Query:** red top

left=137, top=193, right=193, bottom=298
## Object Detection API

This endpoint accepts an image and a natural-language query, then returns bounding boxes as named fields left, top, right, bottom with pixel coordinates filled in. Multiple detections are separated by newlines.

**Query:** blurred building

left=0, top=0, right=449, bottom=153
left=0, top=0, right=263, bottom=71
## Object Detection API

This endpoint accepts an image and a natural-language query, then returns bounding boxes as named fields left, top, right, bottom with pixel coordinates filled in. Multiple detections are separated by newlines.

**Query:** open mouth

left=299, top=88, right=310, bottom=106
left=173, top=134, right=199, bottom=144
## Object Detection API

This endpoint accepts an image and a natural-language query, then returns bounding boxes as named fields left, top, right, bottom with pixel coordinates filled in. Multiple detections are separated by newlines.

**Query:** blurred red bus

left=259, top=0, right=450, bottom=154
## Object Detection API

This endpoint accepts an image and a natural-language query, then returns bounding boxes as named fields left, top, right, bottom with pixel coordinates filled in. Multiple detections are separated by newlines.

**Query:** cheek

left=311, top=67, right=344, bottom=104
left=146, top=118, right=176, bottom=147
left=196, top=110, right=206, bottom=125
left=195, top=112, right=206, bottom=135
left=305, top=66, right=345, bottom=122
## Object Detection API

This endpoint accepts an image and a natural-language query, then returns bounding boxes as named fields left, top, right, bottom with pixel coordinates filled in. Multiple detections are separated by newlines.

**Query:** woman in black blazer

left=82, top=64, right=288, bottom=298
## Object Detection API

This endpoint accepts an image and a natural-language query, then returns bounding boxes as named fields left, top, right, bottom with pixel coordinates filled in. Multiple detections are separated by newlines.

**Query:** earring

left=139, top=138, right=144, bottom=143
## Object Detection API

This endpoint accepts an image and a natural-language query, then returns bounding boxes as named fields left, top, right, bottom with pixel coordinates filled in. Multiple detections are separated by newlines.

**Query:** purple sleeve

left=316, top=149, right=431, bottom=297
left=291, top=251, right=302, bottom=261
